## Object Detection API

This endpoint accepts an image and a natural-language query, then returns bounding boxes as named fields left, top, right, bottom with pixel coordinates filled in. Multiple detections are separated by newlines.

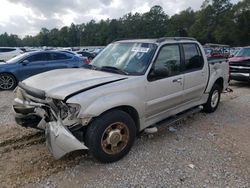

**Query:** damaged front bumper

left=13, top=85, right=88, bottom=159
left=46, top=120, right=88, bottom=159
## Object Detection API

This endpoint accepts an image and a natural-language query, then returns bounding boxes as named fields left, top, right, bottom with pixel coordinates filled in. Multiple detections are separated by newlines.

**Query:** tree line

left=0, top=0, right=249, bottom=47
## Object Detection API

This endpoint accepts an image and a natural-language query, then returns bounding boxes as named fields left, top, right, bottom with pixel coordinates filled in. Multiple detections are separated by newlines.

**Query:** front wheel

left=203, top=84, right=222, bottom=113
left=0, top=73, right=17, bottom=90
left=85, top=110, right=136, bottom=163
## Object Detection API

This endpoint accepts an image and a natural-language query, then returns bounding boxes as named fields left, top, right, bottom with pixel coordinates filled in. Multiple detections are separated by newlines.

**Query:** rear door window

left=183, top=44, right=204, bottom=71
left=48, top=52, right=72, bottom=61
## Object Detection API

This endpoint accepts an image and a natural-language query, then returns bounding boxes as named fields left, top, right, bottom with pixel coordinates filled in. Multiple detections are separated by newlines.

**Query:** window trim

left=180, top=42, right=205, bottom=73
left=147, top=43, right=184, bottom=82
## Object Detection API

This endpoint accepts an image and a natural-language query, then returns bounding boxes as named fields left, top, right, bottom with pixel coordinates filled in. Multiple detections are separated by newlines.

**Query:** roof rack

left=112, top=38, right=136, bottom=42
left=204, top=43, right=230, bottom=47
left=156, top=37, right=196, bottom=43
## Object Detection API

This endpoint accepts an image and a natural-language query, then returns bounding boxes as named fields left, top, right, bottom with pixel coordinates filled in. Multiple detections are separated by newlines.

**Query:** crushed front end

left=13, top=83, right=88, bottom=159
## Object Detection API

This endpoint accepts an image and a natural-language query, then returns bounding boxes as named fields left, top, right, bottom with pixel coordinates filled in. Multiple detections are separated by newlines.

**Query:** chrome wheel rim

left=101, top=122, right=129, bottom=155
left=0, top=75, right=14, bottom=90
left=211, top=90, right=219, bottom=108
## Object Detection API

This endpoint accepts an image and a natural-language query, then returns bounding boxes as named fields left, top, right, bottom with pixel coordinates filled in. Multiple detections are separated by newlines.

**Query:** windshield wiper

left=100, top=66, right=129, bottom=75
left=82, top=64, right=99, bottom=70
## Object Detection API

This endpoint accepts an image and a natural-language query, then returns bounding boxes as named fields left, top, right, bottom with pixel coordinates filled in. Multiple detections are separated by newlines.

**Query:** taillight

left=83, top=59, right=90, bottom=64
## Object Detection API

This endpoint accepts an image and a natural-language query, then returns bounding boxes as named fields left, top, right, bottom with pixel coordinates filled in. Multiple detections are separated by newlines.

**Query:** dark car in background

left=229, top=47, right=250, bottom=82
left=59, top=50, right=89, bottom=63
left=0, top=51, right=83, bottom=90
left=76, top=51, right=96, bottom=61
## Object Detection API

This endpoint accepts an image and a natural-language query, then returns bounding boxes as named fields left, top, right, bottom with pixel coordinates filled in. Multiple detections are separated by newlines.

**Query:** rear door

left=181, top=43, right=209, bottom=104
left=45, top=52, right=73, bottom=71
left=145, top=44, right=184, bottom=121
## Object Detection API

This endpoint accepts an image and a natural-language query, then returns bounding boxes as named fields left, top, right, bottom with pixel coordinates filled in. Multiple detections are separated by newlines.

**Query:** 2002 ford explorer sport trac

left=13, top=37, right=229, bottom=163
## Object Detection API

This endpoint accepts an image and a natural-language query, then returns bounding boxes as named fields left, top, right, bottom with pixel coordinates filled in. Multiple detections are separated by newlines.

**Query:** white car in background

left=0, top=47, right=23, bottom=61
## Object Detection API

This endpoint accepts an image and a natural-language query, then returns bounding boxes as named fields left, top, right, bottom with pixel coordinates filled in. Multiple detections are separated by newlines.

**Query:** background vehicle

left=0, top=47, right=23, bottom=61
left=13, top=37, right=229, bottom=163
left=0, top=51, right=83, bottom=90
left=229, top=46, right=250, bottom=82
left=58, top=50, right=89, bottom=63
left=62, top=47, right=72, bottom=51
left=204, top=43, right=230, bottom=60
left=76, top=51, right=96, bottom=61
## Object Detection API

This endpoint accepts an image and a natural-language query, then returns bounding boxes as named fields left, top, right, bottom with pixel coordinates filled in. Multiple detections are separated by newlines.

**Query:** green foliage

left=0, top=1, right=249, bottom=47
left=166, top=8, right=195, bottom=37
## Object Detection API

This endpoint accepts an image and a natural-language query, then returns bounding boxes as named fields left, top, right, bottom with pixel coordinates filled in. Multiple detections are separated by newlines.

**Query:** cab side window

left=183, top=44, right=204, bottom=71
left=152, top=44, right=181, bottom=79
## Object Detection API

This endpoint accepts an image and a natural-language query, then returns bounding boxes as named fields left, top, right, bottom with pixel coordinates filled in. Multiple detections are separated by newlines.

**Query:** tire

left=203, top=84, right=222, bottom=113
left=85, top=110, right=136, bottom=163
left=0, top=73, right=17, bottom=90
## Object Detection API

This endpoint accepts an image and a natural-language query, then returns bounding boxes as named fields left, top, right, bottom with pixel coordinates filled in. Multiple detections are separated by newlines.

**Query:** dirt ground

left=0, top=81, right=250, bottom=188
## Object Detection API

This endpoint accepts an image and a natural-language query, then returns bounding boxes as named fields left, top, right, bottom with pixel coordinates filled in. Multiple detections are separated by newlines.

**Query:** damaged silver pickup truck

left=13, top=37, right=229, bottom=163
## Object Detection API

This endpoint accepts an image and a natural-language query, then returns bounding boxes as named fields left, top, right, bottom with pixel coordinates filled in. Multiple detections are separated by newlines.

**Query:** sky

left=0, top=0, right=240, bottom=37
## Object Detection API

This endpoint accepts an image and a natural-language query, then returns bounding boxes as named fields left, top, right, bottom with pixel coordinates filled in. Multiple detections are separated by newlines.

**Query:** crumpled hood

left=22, top=68, right=127, bottom=100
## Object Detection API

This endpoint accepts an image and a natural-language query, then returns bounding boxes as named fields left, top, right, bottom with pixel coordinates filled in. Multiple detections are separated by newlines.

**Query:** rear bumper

left=230, top=73, right=250, bottom=82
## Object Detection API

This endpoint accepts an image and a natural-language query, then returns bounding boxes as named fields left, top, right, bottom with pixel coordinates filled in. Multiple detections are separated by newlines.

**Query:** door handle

left=172, top=78, right=182, bottom=83
left=201, top=71, right=205, bottom=76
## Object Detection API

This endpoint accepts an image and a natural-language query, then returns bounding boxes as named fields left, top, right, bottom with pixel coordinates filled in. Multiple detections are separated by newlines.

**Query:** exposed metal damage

left=13, top=86, right=88, bottom=159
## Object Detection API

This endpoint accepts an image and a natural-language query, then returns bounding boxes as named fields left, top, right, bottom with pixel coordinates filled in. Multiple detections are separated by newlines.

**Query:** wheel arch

left=205, top=76, right=224, bottom=93
left=96, top=105, right=140, bottom=134
left=214, top=77, right=224, bottom=91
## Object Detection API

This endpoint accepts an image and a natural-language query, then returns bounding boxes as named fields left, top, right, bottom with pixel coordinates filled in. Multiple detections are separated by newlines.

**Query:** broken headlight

left=60, top=103, right=81, bottom=120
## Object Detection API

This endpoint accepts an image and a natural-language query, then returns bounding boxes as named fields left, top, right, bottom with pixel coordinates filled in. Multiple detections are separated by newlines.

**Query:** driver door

left=145, top=44, right=184, bottom=122
left=18, top=53, right=48, bottom=80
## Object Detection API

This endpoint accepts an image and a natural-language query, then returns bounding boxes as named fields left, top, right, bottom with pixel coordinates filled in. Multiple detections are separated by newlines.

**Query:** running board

left=144, top=106, right=203, bottom=134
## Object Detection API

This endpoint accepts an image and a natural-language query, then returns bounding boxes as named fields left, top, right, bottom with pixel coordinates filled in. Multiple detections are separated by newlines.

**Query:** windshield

left=89, top=42, right=157, bottom=75
left=6, top=53, right=29, bottom=63
left=235, top=48, right=250, bottom=57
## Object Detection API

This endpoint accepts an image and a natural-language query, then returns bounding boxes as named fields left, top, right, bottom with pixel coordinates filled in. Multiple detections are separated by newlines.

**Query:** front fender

left=81, top=92, right=144, bottom=119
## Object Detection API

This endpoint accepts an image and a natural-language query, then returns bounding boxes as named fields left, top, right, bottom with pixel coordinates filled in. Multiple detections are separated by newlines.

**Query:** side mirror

left=154, top=66, right=169, bottom=77
left=149, top=66, right=169, bottom=80
left=22, top=60, right=29, bottom=65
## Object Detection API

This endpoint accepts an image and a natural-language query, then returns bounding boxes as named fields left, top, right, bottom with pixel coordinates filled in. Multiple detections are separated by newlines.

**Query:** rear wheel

left=203, top=84, right=221, bottom=113
left=85, top=110, right=136, bottom=163
left=0, top=73, right=17, bottom=90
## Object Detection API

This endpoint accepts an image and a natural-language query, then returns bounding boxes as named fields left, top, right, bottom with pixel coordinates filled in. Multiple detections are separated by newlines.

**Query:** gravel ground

left=0, top=81, right=250, bottom=188
left=0, top=91, right=15, bottom=125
